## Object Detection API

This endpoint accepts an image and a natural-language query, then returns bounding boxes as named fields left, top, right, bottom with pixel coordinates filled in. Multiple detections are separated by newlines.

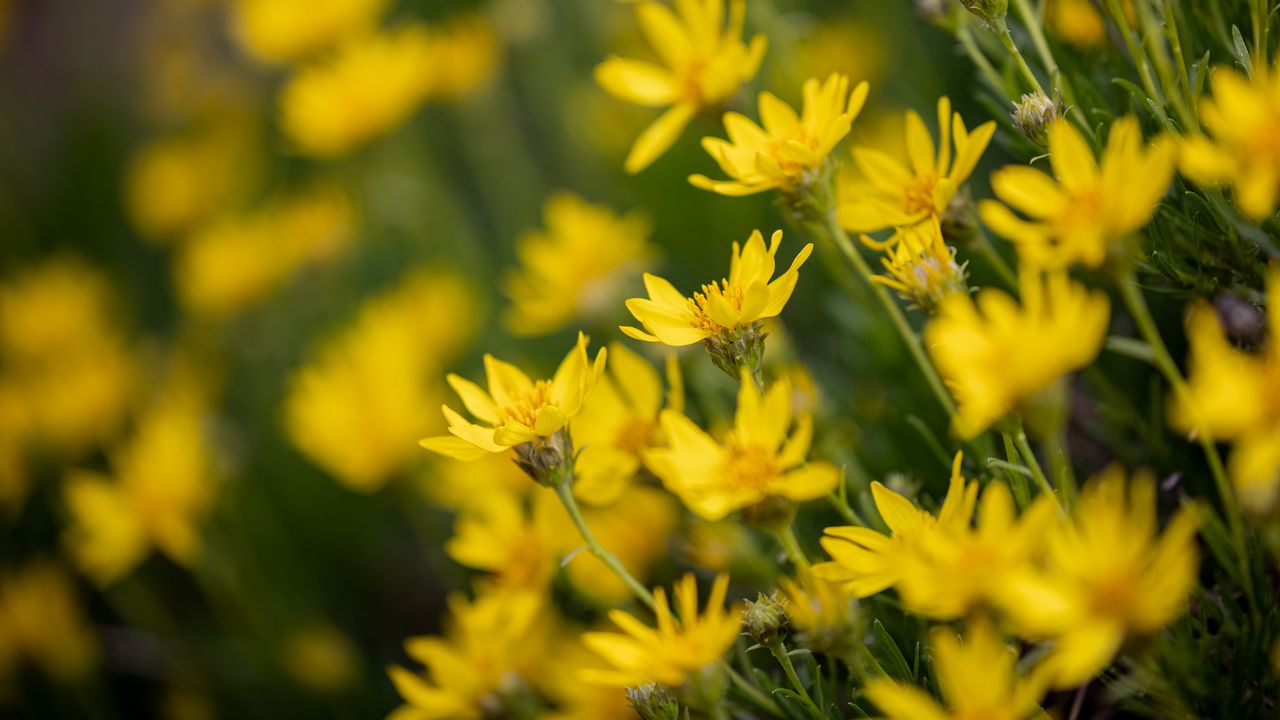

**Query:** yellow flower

left=1171, top=266, right=1280, bottom=512
left=418, top=14, right=500, bottom=101
left=446, top=489, right=573, bottom=592
left=622, top=229, right=813, bottom=348
left=838, top=97, right=995, bottom=233
left=925, top=269, right=1110, bottom=439
left=420, top=333, right=607, bottom=465
left=995, top=467, right=1200, bottom=689
left=503, top=193, right=656, bottom=337
left=980, top=117, right=1176, bottom=268
left=778, top=570, right=858, bottom=657
left=644, top=373, right=839, bottom=521
left=280, top=25, right=433, bottom=157
left=419, top=453, right=532, bottom=513
left=231, top=0, right=388, bottom=65
left=862, top=217, right=968, bottom=312
left=540, top=634, right=636, bottom=720
left=388, top=588, right=550, bottom=720
left=281, top=624, right=358, bottom=694
left=864, top=619, right=1046, bottom=720
left=595, top=0, right=766, bottom=173
left=63, top=384, right=214, bottom=586
left=690, top=73, right=869, bottom=196
left=572, top=342, right=680, bottom=505
left=0, top=561, right=98, bottom=685
left=285, top=270, right=476, bottom=492
left=1181, top=63, right=1280, bottom=219
left=582, top=573, right=740, bottom=687
left=1045, top=0, right=1106, bottom=47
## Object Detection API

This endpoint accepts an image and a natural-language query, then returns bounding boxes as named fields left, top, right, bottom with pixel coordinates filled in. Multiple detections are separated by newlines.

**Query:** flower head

left=644, top=373, right=838, bottom=521
left=582, top=573, right=740, bottom=687
left=0, top=561, right=98, bottom=685
left=1010, top=91, right=1061, bottom=147
left=862, top=217, right=968, bottom=312
left=690, top=73, right=869, bottom=196
left=778, top=570, right=858, bottom=657
left=231, top=0, right=387, bottom=65
left=595, top=0, right=766, bottom=173
left=980, top=117, right=1176, bottom=268
left=839, top=97, right=995, bottom=233
left=925, top=269, right=1110, bottom=439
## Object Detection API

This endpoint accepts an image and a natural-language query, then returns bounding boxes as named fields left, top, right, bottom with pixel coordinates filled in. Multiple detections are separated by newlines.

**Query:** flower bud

left=959, top=0, right=1009, bottom=22
left=626, top=683, right=681, bottom=720
left=1010, top=92, right=1061, bottom=147
left=702, top=321, right=766, bottom=383
left=743, top=592, right=791, bottom=646
left=512, top=430, right=574, bottom=487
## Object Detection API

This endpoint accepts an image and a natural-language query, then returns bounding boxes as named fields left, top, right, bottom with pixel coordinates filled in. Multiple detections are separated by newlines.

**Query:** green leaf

left=871, top=619, right=915, bottom=682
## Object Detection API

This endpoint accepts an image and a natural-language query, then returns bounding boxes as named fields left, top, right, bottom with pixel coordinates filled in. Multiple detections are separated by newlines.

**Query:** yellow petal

left=625, top=102, right=697, bottom=174
left=594, top=57, right=678, bottom=106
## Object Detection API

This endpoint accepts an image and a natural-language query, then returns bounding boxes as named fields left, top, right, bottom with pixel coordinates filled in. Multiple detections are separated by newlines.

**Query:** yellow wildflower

left=503, top=193, right=656, bottom=337
left=862, top=217, right=968, bottom=312
left=980, top=117, right=1176, bottom=268
left=778, top=570, right=858, bottom=657
left=285, top=270, right=475, bottom=492
left=280, top=25, right=433, bottom=157
left=690, top=73, right=869, bottom=196
left=595, top=0, right=766, bottom=173
left=420, top=333, right=607, bottom=471
left=281, top=624, right=358, bottom=693
left=419, top=14, right=500, bottom=101
left=644, top=373, right=839, bottom=521
left=1181, top=63, right=1280, bottom=220
left=445, top=489, right=572, bottom=592
left=680, top=519, right=756, bottom=571
left=420, top=454, right=531, bottom=513
left=388, top=589, right=549, bottom=720
left=996, top=467, right=1200, bottom=689
left=838, top=97, right=995, bottom=233
left=540, top=634, right=636, bottom=720
left=1046, top=0, right=1106, bottom=47
left=231, top=0, right=387, bottom=65
left=925, top=269, right=1110, bottom=439
left=790, top=19, right=884, bottom=89
left=864, top=619, right=1046, bottom=720
left=582, top=573, right=740, bottom=687
left=1171, top=266, right=1280, bottom=512
left=0, top=561, right=98, bottom=685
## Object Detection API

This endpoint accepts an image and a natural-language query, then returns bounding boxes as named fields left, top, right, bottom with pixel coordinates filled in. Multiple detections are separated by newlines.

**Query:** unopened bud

left=743, top=592, right=791, bottom=646
left=513, top=430, right=573, bottom=487
left=702, top=321, right=766, bottom=382
left=1010, top=92, right=1061, bottom=147
left=959, top=0, right=1008, bottom=23
left=626, top=683, right=681, bottom=720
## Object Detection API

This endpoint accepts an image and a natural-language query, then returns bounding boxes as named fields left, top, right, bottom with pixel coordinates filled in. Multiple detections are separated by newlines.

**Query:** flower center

left=903, top=173, right=939, bottom=215
left=615, top=417, right=658, bottom=456
left=497, top=380, right=553, bottom=429
left=721, top=442, right=779, bottom=492
left=687, top=280, right=744, bottom=333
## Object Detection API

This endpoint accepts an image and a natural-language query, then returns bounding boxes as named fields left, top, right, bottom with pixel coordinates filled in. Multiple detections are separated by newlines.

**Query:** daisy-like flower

left=1171, top=265, right=1280, bottom=513
left=419, top=333, right=606, bottom=484
left=862, top=217, right=968, bottom=312
left=838, top=96, right=995, bottom=233
left=621, top=229, right=812, bottom=377
left=689, top=73, right=869, bottom=196
left=595, top=0, right=766, bottom=174
left=644, top=373, right=839, bottom=522
left=980, top=117, right=1176, bottom=269
left=582, top=573, right=740, bottom=687
left=924, top=269, right=1110, bottom=439
left=1180, top=62, right=1280, bottom=220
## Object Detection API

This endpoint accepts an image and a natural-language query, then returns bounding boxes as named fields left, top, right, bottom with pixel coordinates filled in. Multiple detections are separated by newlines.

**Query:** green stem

left=766, top=639, right=826, bottom=720
left=1001, top=431, right=1033, bottom=507
left=1045, top=421, right=1077, bottom=508
left=724, top=661, right=781, bottom=714
left=1106, top=0, right=1164, bottom=104
left=554, top=480, right=657, bottom=611
left=827, top=491, right=864, bottom=526
left=993, top=17, right=1045, bottom=95
left=956, top=20, right=1011, bottom=101
left=774, top=523, right=812, bottom=573
left=972, top=228, right=1019, bottom=292
left=1162, top=0, right=1198, bottom=129
left=1012, top=420, right=1055, bottom=501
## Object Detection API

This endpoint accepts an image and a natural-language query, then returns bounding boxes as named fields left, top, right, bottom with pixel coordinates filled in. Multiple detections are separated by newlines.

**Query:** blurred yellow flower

left=419, top=14, right=501, bottom=101
left=504, top=193, right=656, bottom=337
left=0, top=561, right=98, bottom=685
left=1181, top=63, right=1280, bottom=220
left=680, top=519, right=755, bottom=571
left=925, top=269, right=1110, bottom=439
left=645, top=373, right=838, bottom=521
left=63, top=384, right=214, bottom=586
left=420, top=333, right=606, bottom=466
left=862, top=217, right=968, bottom=312
left=995, top=467, right=1200, bottom=689
left=790, top=19, right=884, bottom=89
left=540, top=634, right=635, bottom=720
left=864, top=619, right=1046, bottom=720
left=281, top=624, right=358, bottom=694
left=231, top=0, right=388, bottom=65
left=582, top=573, right=740, bottom=687
left=446, top=489, right=572, bottom=591
left=420, top=453, right=531, bottom=513
left=285, top=270, right=476, bottom=492
left=839, top=97, right=995, bottom=233
left=0, top=381, right=29, bottom=508
left=690, top=73, right=868, bottom=196
left=595, top=0, right=766, bottom=173
left=778, top=570, right=857, bottom=656
left=177, top=184, right=355, bottom=318
left=1171, top=266, right=1280, bottom=513
left=388, top=588, right=550, bottom=720
left=280, top=25, right=433, bottom=157
left=981, top=117, right=1176, bottom=268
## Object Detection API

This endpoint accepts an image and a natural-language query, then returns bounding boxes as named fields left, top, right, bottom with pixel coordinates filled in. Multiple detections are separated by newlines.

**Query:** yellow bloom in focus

left=504, top=193, right=656, bottom=337
left=862, top=217, right=968, bottom=312
left=388, top=589, right=549, bottom=720
left=595, top=0, right=766, bottom=173
left=280, top=25, right=432, bottom=157
left=231, top=0, right=387, bottom=65
left=981, top=117, right=1176, bottom=268
left=420, top=333, right=607, bottom=466
left=996, top=467, right=1200, bottom=689
left=644, top=373, right=839, bottom=521
left=1171, top=266, right=1280, bottom=512
left=285, top=270, right=476, bottom=492
left=0, top=561, right=98, bottom=685
left=419, top=14, right=500, bottom=101
left=864, top=619, right=1046, bottom=720
left=925, top=270, right=1110, bottom=439
left=838, top=97, right=995, bottom=233
left=177, top=185, right=356, bottom=318
left=1181, top=63, right=1280, bottom=220
left=63, top=386, right=214, bottom=586
left=582, top=573, right=740, bottom=687
left=690, top=73, right=869, bottom=196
